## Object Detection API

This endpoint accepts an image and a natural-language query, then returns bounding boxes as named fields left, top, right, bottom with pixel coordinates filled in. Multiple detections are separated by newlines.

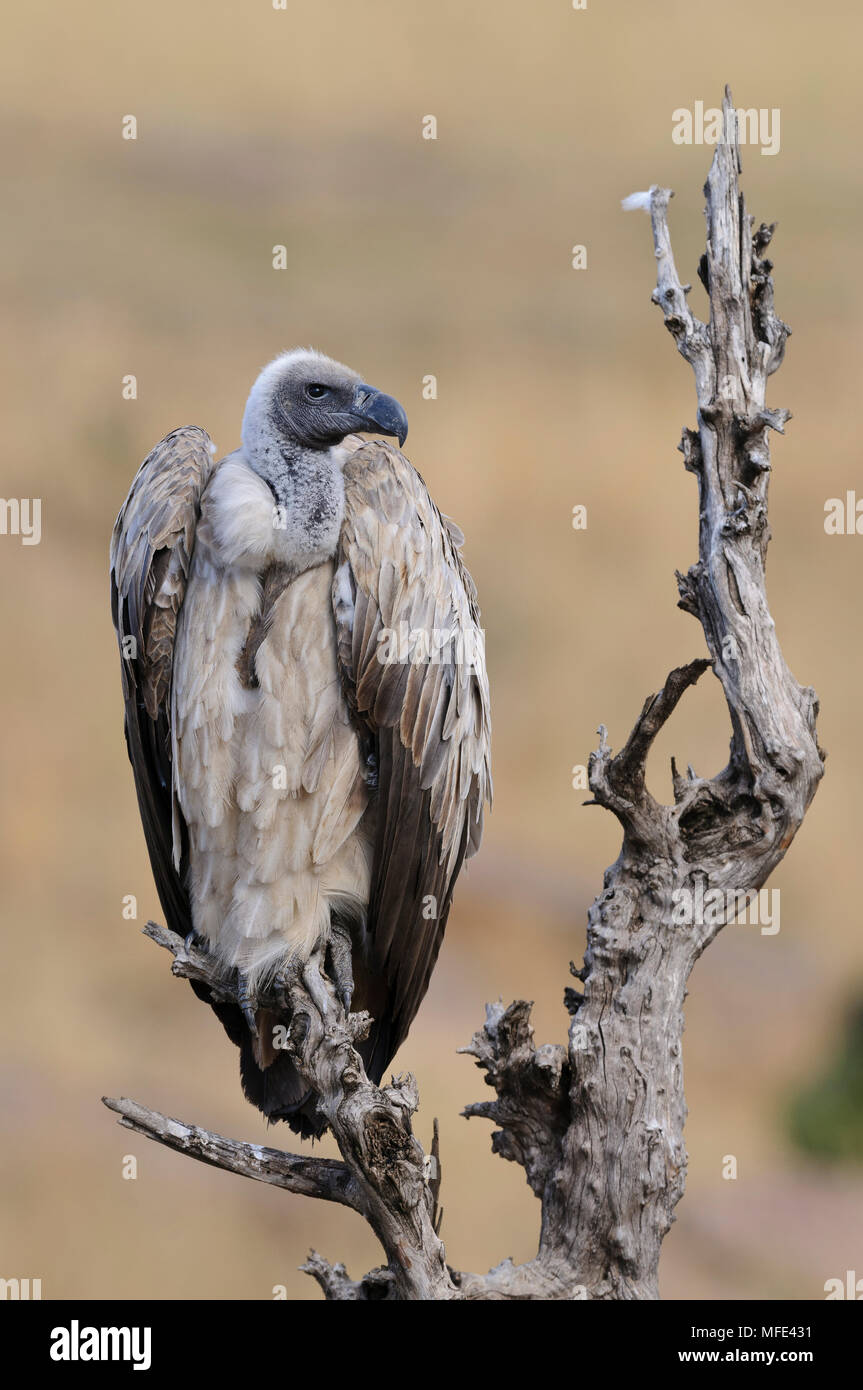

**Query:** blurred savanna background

left=1, top=0, right=862, bottom=1300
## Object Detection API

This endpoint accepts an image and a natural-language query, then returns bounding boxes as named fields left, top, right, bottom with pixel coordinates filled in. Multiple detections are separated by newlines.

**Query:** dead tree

left=104, top=89, right=823, bottom=1300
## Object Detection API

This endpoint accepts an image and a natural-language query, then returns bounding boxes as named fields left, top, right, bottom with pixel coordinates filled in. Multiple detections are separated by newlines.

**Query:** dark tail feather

left=191, top=970, right=400, bottom=1140
left=239, top=1036, right=328, bottom=1139
left=357, top=1017, right=396, bottom=1089
left=190, top=985, right=327, bottom=1138
left=236, top=1007, right=395, bottom=1139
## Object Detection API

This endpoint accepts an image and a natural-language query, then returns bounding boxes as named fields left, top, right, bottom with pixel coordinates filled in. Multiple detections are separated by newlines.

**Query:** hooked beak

left=350, top=384, right=409, bottom=448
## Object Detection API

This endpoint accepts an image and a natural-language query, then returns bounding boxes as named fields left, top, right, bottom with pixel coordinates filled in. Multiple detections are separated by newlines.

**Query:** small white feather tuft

left=621, top=189, right=654, bottom=213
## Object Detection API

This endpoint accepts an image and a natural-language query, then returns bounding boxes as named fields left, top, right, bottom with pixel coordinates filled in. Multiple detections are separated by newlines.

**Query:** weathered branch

left=460, top=1001, right=569, bottom=1199
left=102, top=1095, right=357, bottom=1207
left=105, top=90, right=822, bottom=1299
left=459, top=86, right=822, bottom=1299
left=587, top=657, right=712, bottom=829
left=105, top=922, right=457, bottom=1300
left=300, top=1252, right=396, bottom=1301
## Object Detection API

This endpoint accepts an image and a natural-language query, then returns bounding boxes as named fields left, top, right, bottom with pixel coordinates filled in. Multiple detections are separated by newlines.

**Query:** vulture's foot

left=327, top=922, right=354, bottom=1016
left=272, top=953, right=330, bottom=1019
left=272, top=957, right=302, bottom=1012
left=270, top=931, right=353, bottom=1021
left=183, top=928, right=209, bottom=955
left=235, top=970, right=259, bottom=1038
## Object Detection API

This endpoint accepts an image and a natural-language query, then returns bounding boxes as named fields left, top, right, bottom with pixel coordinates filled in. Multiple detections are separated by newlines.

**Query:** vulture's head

left=242, top=349, right=408, bottom=464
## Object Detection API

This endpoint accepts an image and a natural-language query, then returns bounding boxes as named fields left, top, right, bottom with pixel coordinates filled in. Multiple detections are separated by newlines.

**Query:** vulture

left=110, top=349, right=492, bottom=1136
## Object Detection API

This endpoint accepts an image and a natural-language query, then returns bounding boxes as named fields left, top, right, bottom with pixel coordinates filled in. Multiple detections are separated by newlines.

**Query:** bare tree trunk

left=104, top=88, right=823, bottom=1300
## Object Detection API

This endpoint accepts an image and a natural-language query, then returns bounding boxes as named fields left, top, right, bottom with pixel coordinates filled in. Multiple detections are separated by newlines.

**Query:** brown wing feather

left=109, top=426, right=218, bottom=967
left=333, top=442, right=492, bottom=1079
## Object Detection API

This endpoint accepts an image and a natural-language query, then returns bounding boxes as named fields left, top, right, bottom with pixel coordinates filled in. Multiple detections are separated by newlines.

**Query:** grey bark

left=104, top=89, right=823, bottom=1300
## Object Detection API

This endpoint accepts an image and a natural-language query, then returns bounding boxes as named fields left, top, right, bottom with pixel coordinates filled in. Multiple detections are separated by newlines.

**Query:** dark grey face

left=270, top=367, right=408, bottom=450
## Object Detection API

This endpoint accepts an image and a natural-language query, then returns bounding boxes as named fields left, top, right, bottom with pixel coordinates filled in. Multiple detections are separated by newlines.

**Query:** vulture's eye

left=305, top=383, right=330, bottom=399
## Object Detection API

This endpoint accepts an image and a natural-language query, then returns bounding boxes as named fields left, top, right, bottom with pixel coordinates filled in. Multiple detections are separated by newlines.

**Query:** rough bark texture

left=104, top=90, right=823, bottom=1299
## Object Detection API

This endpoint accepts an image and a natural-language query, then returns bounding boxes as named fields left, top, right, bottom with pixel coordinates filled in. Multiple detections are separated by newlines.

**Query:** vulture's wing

left=333, top=441, right=492, bottom=1078
left=110, top=426, right=218, bottom=950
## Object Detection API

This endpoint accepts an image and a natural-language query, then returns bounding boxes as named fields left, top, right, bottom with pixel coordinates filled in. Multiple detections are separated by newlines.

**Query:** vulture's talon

left=328, top=923, right=355, bottom=1017
left=273, top=957, right=302, bottom=1011
left=236, top=970, right=259, bottom=1037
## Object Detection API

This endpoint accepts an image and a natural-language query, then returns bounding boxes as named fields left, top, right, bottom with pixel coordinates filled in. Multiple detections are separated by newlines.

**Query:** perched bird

left=110, top=350, right=491, bottom=1135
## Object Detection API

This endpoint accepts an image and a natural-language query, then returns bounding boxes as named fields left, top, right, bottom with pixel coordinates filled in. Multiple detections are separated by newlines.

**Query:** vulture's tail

left=192, top=978, right=395, bottom=1141
left=239, top=1030, right=327, bottom=1139
left=238, top=1010, right=395, bottom=1139
left=190, top=982, right=327, bottom=1138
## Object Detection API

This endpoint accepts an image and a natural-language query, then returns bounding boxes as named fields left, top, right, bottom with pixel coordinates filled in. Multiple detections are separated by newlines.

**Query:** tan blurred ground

left=1, top=0, right=861, bottom=1300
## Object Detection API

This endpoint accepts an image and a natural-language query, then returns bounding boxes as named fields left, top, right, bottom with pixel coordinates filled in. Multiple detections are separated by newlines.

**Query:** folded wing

left=333, top=442, right=492, bottom=1079
left=109, top=426, right=218, bottom=952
